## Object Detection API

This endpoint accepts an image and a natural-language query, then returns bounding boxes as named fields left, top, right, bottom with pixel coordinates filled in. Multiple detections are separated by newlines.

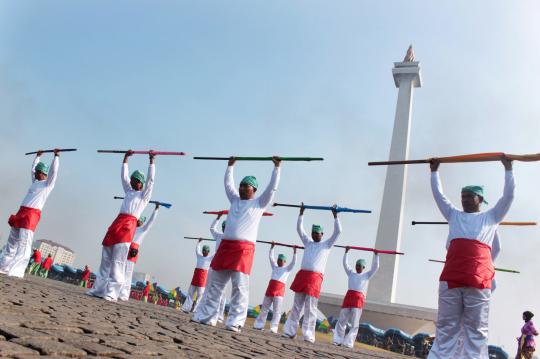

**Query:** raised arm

left=430, top=171, right=457, bottom=220
left=269, top=247, right=277, bottom=268
left=342, top=250, right=353, bottom=275
left=365, top=254, right=380, bottom=280
left=490, top=168, right=515, bottom=223
left=141, top=162, right=156, bottom=202
left=121, top=163, right=131, bottom=193
left=196, top=241, right=203, bottom=257
left=491, top=231, right=501, bottom=262
left=257, top=166, right=281, bottom=208
left=45, top=155, right=59, bottom=188
left=31, top=155, right=41, bottom=182
left=297, top=215, right=310, bottom=245
left=224, top=165, right=239, bottom=202
left=286, top=250, right=297, bottom=272
left=324, top=217, right=342, bottom=248
left=141, top=207, right=159, bottom=232
left=210, top=217, right=222, bottom=239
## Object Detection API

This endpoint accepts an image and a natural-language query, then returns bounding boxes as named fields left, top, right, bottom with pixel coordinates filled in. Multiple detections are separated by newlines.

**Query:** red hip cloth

left=342, top=290, right=366, bottom=309
left=210, top=239, right=255, bottom=275
left=191, top=268, right=209, bottom=287
left=290, top=270, right=324, bottom=298
left=127, top=242, right=140, bottom=263
left=440, top=238, right=494, bottom=289
left=102, top=214, right=137, bottom=247
left=8, top=206, right=41, bottom=231
left=265, top=279, right=285, bottom=297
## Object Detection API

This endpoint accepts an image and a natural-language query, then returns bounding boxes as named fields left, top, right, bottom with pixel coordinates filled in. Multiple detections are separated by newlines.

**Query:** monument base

left=318, top=292, right=437, bottom=335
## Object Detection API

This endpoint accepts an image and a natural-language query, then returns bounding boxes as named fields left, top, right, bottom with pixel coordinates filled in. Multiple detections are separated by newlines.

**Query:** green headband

left=138, top=216, right=146, bottom=223
left=462, top=185, right=488, bottom=204
left=312, top=224, right=324, bottom=233
left=202, top=245, right=210, bottom=252
left=131, top=170, right=146, bottom=185
left=240, top=176, right=258, bottom=189
left=277, top=254, right=286, bottom=261
left=356, top=259, right=366, bottom=267
left=35, top=162, right=49, bottom=176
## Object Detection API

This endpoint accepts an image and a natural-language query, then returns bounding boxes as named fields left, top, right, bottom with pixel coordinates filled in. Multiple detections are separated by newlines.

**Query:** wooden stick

left=98, top=150, right=186, bottom=155
left=25, top=149, right=77, bottom=155
left=203, top=210, right=273, bottom=216
left=273, top=203, right=372, bottom=214
left=428, top=259, right=520, bottom=273
left=412, top=221, right=537, bottom=226
left=183, top=236, right=216, bottom=241
left=334, top=245, right=404, bottom=255
left=114, top=196, right=172, bottom=208
left=193, top=156, right=323, bottom=161
left=369, top=152, right=540, bottom=166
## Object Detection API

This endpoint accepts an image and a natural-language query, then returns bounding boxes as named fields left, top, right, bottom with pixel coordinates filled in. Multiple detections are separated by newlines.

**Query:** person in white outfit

left=333, top=247, right=379, bottom=348
left=253, top=243, right=297, bottom=333
left=182, top=240, right=214, bottom=313
left=283, top=204, right=341, bottom=343
left=207, top=215, right=228, bottom=323
left=118, top=203, right=159, bottom=301
left=193, top=156, right=281, bottom=332
left=88, top=150, right=155, bottom=302
left=428, top=157, right=514, bottom=359
left=0, top=149, right=60, bottom=278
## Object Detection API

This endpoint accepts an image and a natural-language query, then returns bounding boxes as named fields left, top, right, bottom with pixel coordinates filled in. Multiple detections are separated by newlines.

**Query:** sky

left=1, top=0, right=539, bottom=353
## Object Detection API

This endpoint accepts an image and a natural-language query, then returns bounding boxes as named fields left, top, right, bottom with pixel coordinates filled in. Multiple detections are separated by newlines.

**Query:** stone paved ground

left=0, top=275, right=409, bottom=358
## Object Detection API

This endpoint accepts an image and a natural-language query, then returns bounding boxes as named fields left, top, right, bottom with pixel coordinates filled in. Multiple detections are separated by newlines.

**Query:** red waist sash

left=265, top=279, right=286, bottom=297
left=342, top=290, right=366, bottom=309
left=42, top=258, right=53, bottom=270
left=8, top=206, right=42, bottom=231
left=290, top=270, right=324, bottom=298
left=210, top=239, right=255, bottom=275
left=102, top=214, right=138, bottom=247
left=191, top=268, right=209, bottom=287
left=440, top=238, right=494, bottom=289
left=127, top=242, right=140, bottom=263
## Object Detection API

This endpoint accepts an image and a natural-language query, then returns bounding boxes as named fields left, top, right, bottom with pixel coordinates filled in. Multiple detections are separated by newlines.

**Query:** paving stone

left=0, top=341, right=40, bottom=356
left=10, top=338, right=87, bottom=357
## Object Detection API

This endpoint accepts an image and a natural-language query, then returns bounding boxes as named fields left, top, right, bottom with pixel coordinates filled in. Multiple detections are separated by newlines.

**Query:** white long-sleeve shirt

left=195, top=241, right=214, bottom=270
left=269, top=247, right=297, bottom=283
left=21, top=156, right=59, bottom=210
left=222, top=166, right=280, bottom=243
left=132, top=208, right=159, bottom=245
left=298, top=215, right=342, bottom=273
left=431, top=170, right=514, bottom=249
left=119, top=162, right=155, bottom=219
left=343, top=251, right=379, bottom=293
left=210, top=217, right=225, bottom=250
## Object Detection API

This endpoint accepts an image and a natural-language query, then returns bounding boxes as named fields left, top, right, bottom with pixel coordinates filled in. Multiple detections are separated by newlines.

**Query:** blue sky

left=1, top=0, right=540, bottom=352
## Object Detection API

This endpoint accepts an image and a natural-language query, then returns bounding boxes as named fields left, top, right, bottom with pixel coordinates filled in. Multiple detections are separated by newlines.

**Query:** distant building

left=132, top=271, right=151, bottom=284
left=34, top=239, right=75, bottom=266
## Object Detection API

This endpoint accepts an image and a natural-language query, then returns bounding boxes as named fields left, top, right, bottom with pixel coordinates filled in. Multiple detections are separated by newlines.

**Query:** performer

left=142, top=281, right=151, bottom=302
left=253, top=243, right=297, bottom=333
left=118, top=203, right=159, bottom=301
left=80, top=265, right=91, bottom=288
left=193, top=156, right=281, bottom=332
left=0, top=150, right=60, bottom=278
left=88, top=150, right=155, bottom=302
left=333, top=247, right=379, bottom=348
left=39, top=254, right=53, bottom=278
left=428, top=157, right=514, bottom=359
left=182, top=240, right=213, bottom=313
left=207, top=215, right=228, bottom=323
left=516, top=311, right=538, bottom=359
left=283, top=204, right=341, bottom=343
left=28, top=248, right=42, bottom=275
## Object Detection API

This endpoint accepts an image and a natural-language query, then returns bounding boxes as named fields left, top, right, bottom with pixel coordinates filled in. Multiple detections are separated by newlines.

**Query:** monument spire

left=367, top=47, right=422, bottom=303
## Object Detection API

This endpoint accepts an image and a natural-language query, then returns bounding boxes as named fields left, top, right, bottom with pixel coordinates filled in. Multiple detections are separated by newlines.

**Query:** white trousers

left=0, top=228, right=34, bottom=278
left=88, top=243, right=130, bottom=301
left=193, top=269, right=249, bottom=328
left=217, top=293, right=226, bottom=323
left=119, top=260, right=135, bottom=301
left=333, top=307, right=363, bottom=348
left=428, top=282, right=491, bottom=359
left=182, top=285, right=205, bottom=312
left=283, top=293, right=319, bottom=342
left=253, top=296, right=284, bottom=333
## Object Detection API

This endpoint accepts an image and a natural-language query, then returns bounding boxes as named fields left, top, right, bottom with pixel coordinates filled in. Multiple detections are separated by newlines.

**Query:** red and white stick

left=203, top=210, right=273, bottom=217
